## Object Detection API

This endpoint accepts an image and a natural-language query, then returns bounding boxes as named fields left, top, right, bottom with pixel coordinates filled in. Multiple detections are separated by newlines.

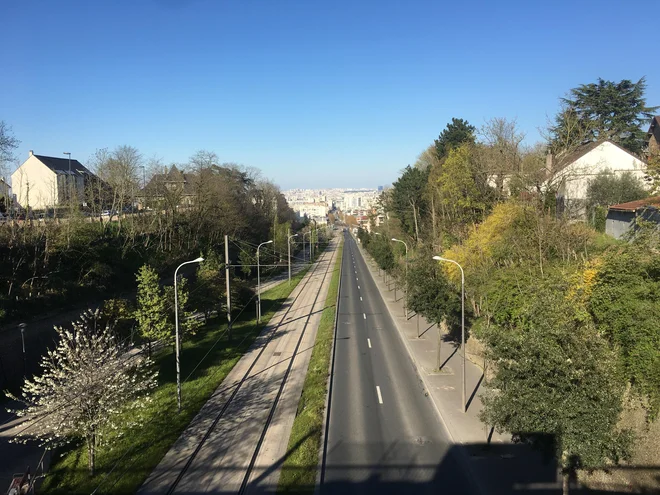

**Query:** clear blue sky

left=2, top=0, right=659, bottom=190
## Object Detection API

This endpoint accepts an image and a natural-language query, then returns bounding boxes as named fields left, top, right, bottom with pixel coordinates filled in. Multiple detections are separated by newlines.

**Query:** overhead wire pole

left=257, top=240, right=273, bottom=323
left=302, top=231, right=311, bottom=264
left=225, top=235, right=232, bottom=341
left=311, top=218, right=317, bottom=261
left=174, top=256, right=204, bottom=412
left=433, top=255, right=466, bottom=413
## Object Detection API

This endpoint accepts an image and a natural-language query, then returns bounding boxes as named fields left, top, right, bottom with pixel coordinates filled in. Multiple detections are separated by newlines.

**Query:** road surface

left=322, top=232, right=475, bottom=494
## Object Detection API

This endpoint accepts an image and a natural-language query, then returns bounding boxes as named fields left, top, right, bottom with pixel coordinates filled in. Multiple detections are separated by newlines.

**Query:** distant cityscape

left=283, top=187, right=388, bottom=225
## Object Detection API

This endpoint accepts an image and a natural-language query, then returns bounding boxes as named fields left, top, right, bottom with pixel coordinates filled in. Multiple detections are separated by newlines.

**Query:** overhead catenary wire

left=89, top=252, right=320, bottom=494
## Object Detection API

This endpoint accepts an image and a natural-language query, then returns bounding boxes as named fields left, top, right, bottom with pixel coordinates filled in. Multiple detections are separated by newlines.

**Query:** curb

left=354, top=237, right=490, bottom=495
left=316, top=237, right=343, bottom=493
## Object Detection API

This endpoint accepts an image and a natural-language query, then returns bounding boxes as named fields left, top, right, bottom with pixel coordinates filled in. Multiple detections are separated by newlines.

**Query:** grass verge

left=41, top=266, right=312, bottom=495
left=277, top=239, right=343, bottom=493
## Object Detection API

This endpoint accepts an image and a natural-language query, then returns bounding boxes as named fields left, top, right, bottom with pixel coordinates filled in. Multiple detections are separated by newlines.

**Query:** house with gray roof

left=11, top=151, right=96, bottom=210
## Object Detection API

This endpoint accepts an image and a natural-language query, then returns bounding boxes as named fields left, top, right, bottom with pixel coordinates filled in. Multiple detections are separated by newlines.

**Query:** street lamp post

left=18, top=323, right=27, bottom=376
left=392, top=238, right=409, bottom=318
left=63, top=152, right=72, bottom=205
left=174, top=256, right=204, bottom=412
left=287, top=230, right=298, bottom=285
left=433, top=255, right=466, bottom=413
left=257, top=240, right=273, bottom=323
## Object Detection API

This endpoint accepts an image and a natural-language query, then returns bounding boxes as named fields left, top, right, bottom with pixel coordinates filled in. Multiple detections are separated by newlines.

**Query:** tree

left=589, top=248, right=660, bottom=417
left=0, top=120, right=20, bottom=166
left=414, top=144, right=440, bottom=171
left=0, top=122, right=20, bottom=213
left=7, top=309, right=158, bottom=475
left=644, top=151, right=660, bottom=193
left=94, top=145, right=142, bottom=232
left=586, top=170, right=649, bottom=231
left=550, top=77, right=658, bottom=155
left=480, top=286, right=631, bottom=494
left=477, top=117, right=525, bottom=200
left=191, top=251, right=224, bottom=322
left=435, top=118, right=476, bottom=159
left=433, top=143, right=491, bottom=227
left=390, top=165, right=429, bottom=242
left=165, top=273, right=201, bottom=336
left=134, top=264, right=171, bottom=354
left=405, top=249, right=460, bottom=368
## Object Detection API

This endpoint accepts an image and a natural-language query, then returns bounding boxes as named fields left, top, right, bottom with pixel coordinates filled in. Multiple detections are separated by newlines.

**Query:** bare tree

left=477, top=117, right=526, bottom=199
left=94, top=145, right=142, bottom=234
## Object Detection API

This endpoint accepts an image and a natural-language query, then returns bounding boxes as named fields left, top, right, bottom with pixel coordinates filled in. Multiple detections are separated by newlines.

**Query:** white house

left=11, top=151, right=95, bottom=210
left=546, top=140, right=647, bottom=218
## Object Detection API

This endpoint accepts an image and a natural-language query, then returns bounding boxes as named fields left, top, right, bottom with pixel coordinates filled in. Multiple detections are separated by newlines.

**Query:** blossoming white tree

left=7, top=309, right=158, bottom=475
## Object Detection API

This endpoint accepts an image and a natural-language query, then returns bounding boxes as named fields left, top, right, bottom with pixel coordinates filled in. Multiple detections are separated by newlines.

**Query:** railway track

left=149, top=240, right=338, bottom=495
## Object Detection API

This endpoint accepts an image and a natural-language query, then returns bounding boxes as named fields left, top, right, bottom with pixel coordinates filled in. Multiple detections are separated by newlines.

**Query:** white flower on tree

left=7, top=309, right=158, bottom=475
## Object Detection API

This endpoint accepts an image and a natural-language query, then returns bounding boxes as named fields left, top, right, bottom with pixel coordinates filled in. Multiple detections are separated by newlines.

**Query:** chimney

left=545, top=152, right=553, bottom=177
left=28, top=150, right=33, bottom=157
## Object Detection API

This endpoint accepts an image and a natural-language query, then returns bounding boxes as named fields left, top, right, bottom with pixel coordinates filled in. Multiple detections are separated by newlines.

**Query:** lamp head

left=193, top=257, right=204, bottom=263
left=391, top=238, right=397, bottom=241
left=266, top=240, right=273, bottom=244
left=432, top=256, right=443, bottom=261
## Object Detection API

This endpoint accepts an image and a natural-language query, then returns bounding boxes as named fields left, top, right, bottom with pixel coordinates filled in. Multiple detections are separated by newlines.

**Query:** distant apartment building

left=11, top=151, right=96, bottom=210
left=291, top=202, right=328, bottom=221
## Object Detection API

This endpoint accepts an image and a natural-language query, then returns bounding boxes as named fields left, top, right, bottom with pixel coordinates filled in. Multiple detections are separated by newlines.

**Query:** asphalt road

left=322, top=232, right=475, bottom=495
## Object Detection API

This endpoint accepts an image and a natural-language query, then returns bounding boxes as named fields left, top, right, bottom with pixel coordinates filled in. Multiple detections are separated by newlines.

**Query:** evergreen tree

left=434, top=118, right=476, bottom=158
left=390, top=165, right=429, bottom=242
left=551, top=77, right=658, bottom=155
left=135, top=264, right=171, bottom=353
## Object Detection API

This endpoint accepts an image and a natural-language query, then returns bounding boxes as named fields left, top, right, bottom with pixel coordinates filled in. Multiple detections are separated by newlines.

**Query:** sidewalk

left=355, top=240, right=561, bottom=495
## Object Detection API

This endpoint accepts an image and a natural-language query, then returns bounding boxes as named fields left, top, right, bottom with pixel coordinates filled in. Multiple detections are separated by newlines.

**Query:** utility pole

left=225, top=235, right=231, bottom=341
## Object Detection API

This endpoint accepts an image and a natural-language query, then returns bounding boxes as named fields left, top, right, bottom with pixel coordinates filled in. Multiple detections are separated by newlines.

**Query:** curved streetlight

left=174, top=256, right=204, bottom=412
left=392, top=238, right=409, bottom=317
left=257, top=240, right=273, bottom=323
left=433, top=255, right=466, bottom=413
left=287, top=230, right=299, bottom=285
